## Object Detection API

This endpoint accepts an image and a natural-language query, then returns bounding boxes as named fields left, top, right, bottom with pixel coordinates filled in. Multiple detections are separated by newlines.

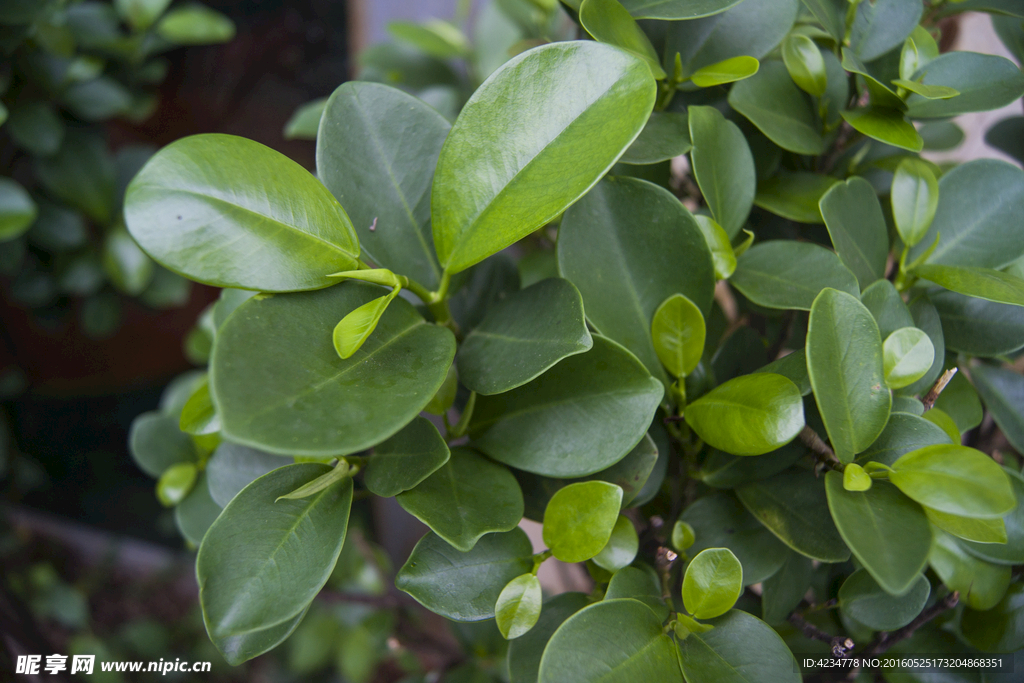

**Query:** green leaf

left=364, top=417, right=450, bottom=498
left=676, top=609, right=801, bottom=683
left=469, top=333, right=663, bottom=476
left=699, top=442, right=807, bottom=489
left=932, top=371, right=983, bottom=434
left=125, top=134, right=360, bottom=291
left=424, top=363, right=458, bottom=415
left=753, top=172, right=839, bottom=224
left=282, top=98, right=326, bottom=140
left=115, top=0, right=171, bottom=30
left=857, top=413, right=952, bottom=467
left=908, top=160, right=1024, bottom=269
left=683, top=548, right=743, bottom=619
left=432, top=42, right=655, bottom=275
left=839, top=570, right=930, bottom=631
left=924, top=507, right=1007, bottom=545
left=961, top=583, right=1024, bottom=653
left=559, top=177, right=714, bottom=384
left=782, top=35, right=827, bottom=96
left=35, top=131, right=115, bottom=225
left=496, top=574, right=543, bottom=639
left=801, top=0, right=844, bottom=41
left=825, top=473, right=931, bottom=595
left=332, top=287, right=399, bottom=359
left=694, top=216, right=736, bottom=280
left=905, top=295, right=946, bottom=394
left=457, top=278, right=593, bottom=395
left=819, top=177, right=889, bottom=289
left=761, top=551, right=813, bottom=625
left=682, top=493, right=789, bottom=585
left=727, top=61, right=825, bottom=155
left=841, top=48, right=905, bottom=110
left=213, top=607, right=309, bottom=666
left=129, top=411, right=197, bottom=477
left=179, top=378, right=219, bottom=435
left=397, top=448, right=523, bottom=552
left=686, top=374, right=804, bottom=456
left=920, top=120, right=965, bottom=151
left=922, top=407, right=961, bottom=444
left=883, top=327, right=935, bottom=390
left=593, top=515, right=639, bottom=571
left=620, top=112, right=691, bottom=165
left=672, top=521, right=696, bottom=552
left=737, top=468, right=851, bottom=562
left=619, top=0, right=744, bottom=19
left=891, top=158, right=939, bottom=248
left=915, top=264, right=1024, bottom=307
left=970, top=366, right=1024, bottom=456
left=276, top=461, right=353, bottom=501
left=538, top=599, right=683, bottom=683
left=174, top=472, right=221, bottom=546
left=543, top=481, right=622, bottom=563
left=156, top=5, right=235, bottom=44
left=890, top=444, right=1016, bottom=518
left=906, top=52, right=1024, bottom=119
left=157, top=462, right=197, bottom=507
left=841, top=108, right=923, bottom=153
left=731, top=241, right=859, bottom=311
left=843, top=463, right=872, bottom=492
left=396, top=529, right=535, bottom=622
left=931, top=290, right=1024, bottom=357
left=6, top=101, right=64, bottom=156
left=688, top=106, right=756, bottom=238
left=606, top=566, right=669, bottom=620
left=893, top=79, right=960, bottom=100
left=849, top=0, right=922, bottom=62
left=211, top=283, right=455, bottom=456
left=651, top=293, right=705, bottom=379
left=807, top=289, right=891, bottom=462
left=862, top=280, right=914, bottom=341
left=986, top=116, right=1024, bottom=164
left=691, top=56, right=759, bottom=87
left=929, top=529, right=1011, bottom=611
left=102, top=227, right=153, bottom=296
left=205, top=442, right=282, bottom=507
left=0, top=179, right=37, bottom=242
left=317, top=82, right=450, bottom=290
left=580, top=0, right=666, bottom=80
left=450, top=253, right=521, bottom=332
left=196, top=464, right=352, bottom=644
left=388, top=19, right=470, bottom=58
left=508, top=593, right=590, bottom=683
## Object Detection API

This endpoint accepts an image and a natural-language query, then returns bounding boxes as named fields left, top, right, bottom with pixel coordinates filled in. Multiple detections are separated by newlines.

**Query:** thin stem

left=862, top=591, right=959, bottom=655
left=788, top=612, right=855, bottom=658
left=799, top=426, right=844, bottom=472
left=921, top=367, right=957, bottom=411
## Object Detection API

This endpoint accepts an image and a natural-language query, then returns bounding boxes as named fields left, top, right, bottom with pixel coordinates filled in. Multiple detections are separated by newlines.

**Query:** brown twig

left=862, top=591, right=959, bottom=655
left=800, top=426, right=844, bottom=473
left=921, top=368, right=957, bottom=411
left=788, top=612, right=855, bottom=658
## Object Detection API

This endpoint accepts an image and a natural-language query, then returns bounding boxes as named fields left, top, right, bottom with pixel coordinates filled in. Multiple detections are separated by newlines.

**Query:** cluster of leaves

left=0, top=0, right=234, bottom=337
left=126, top=0, right=1024, bottom=680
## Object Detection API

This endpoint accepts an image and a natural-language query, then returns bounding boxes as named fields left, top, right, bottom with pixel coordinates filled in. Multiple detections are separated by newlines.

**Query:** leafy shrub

left=0, top=0, right=234, bottom=337
left=126, top=0, right=1024, bottom=680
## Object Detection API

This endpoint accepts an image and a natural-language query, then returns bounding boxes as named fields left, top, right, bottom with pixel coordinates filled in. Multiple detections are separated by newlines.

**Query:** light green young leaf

left=332, top=287, right=400, bottom=359
left=694, top=216, right=736, bottom=280
left=891, top=158, right=939, bottom=248
left=683, top=548, right=743, bottom=619
left=388, top=19, right=470, bottom=58
left=157, top=462, right=198, bottom=507
left=883, top=327, right=935, bottom=390
left=432, top=41, right=655, bottom=275
left=542, top=481, right=622, bottom=563
left=580, top=0, right=666, bottom=80
left=782, top=35, right=827, bottom=96
left=651, top=293, right=705, bottom=379
left=103, top=227, right=154, bottom=296
left=841, top=108, right=923, bottom=153
left=276, top=461, right=352, bottom=501
left=893, top=79, right=960, bottom=100
left=843, top=464, right=872, bottom=492
left=672, top=521, right=696, bottom=552
left=179, top=377, right=220, bottom=435
left=891, top=444, right=1016, bottom=519
left=915, top=264, right=1024, bottom=307
left=496, top=574, right=543, bottom=639
left=688, top=105, right=756, bottom=238
left=690, top=56, right=759, bottom=87
left=819, top=177, right=889, bottom=289
left=283, top=99, right=326, bottom=140
left=115, top=0, right=172, bottom=30
left=157, top=5, right=235, bottom=44
left=593, top=515, right=639, bottom=572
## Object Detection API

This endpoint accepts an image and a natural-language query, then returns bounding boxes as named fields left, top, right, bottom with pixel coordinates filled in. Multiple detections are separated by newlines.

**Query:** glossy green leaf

left=432, top=41, right=655, bottom=275
left=782, top=35, right=827, bottom=97
left=849, top=0, right=922, bottom=62
left=883, top=327, right=935, bottom=390
left=676, top=609, right=801, bottom=683
left=214, top=607, right=309, bottom=666
left=910, top=160, right=1024, bottom=269
left=893, top=79, right=960, bottom=100
left=694, top=216, right=736, bottom=280
left=819, top=177, right=889, bottom=289
left=496, top=574, right=543, bottom=639
left=129, top=411, right=197, bottom=477
left=839, top=570, right=930, bottom=631
left=681, top=493, right=789, bottom=585
left=538, top=599, right=683, bottom=683
left=276, top=461, right=354, bottom=501
left=931, top=290, right=1024, bottom=357
left=651, top=293, right=705, bottom=379
left=961, top=583, right=1024, bottom=653
left=922, top=407, right=960, bottom=444
left=196, top=464, right=352, bottom=642
left=458, top=278, right=592, bottom=395
left=157, top=462, right=197, bottom=507
left=205, top=442, right=282, bottom=508
left=508, top=593, right=590, bottom=683
left=728, top=61, right=825, bottom=155
left=843, top=463, right=872, bottom=492
left=317, top=82, right=449, bottom=290
left=673, top=521, right=696, bottom=552
left=156, top=5, right=235, bottom=44
left=364, top=417, right=450, bottom=498
left=543, top=481, right=622, bottom=563
left=388, top=19, right=469, bottom=58
left=825, top=473, right=931, bottom=595
left=686, top=374, right=803, bottom=456
left=890, top=444, right=1016, bottom=518
left=688, top=106, right=756, bottom=238
left=929, top=529, right=1011, bottom=611
left=397, top=448, right=523, bottom=552
left=916, top=264, right=1024, bottom=307
left=906, top=52, right=1024, bottom=119
left=179, top=378, right=219, bottom=436
left=35, top=131, right=115, bottom=225
left=211, top=283, right=455, bottom=456
left=753, top=172, right=839, bottom=224
left=619, top=0, right=744, bottom=19
left=690, top=56, right=759, bottom=87
left=0, top=179, right=37, bottom=242
left=593, top=515, right=639, bottom=571
left=731, top=241, right=859, bottom=311
left=580, top=0, right=666, bottom=80
left=891, top=158, right=939, bottom=248
left=683, top=548, right=742, bottom=619
left=470, top=336, right=662, bottom=477
left=841, top=108, right=923, bottom=153
left=620, top=112, right=691, bottom=165
left=397, top=529, right=534, bottom=622
left=761, top=551, right=813, bottom=625
left=924, top=507, right=1007, bottom=545
left=737, top=468, right=850, bottom=562
left=807, top=289, right=891, bottom=462
left=559, top=177, right=714, bottom=384
left=970, top=365, right=1024, bottom=456
left=699, top=442, right=807, bottom=489
left=841, top=48, right=905, bottom=110
left=332, top=287, right=399, bottom=359
left=174, top=472, right=221, bottom=546
left=125, top=134, right=360, bottom=291
left=605, top=566, right=668, bottom=620
left=857, top=413, right=951, bottom=467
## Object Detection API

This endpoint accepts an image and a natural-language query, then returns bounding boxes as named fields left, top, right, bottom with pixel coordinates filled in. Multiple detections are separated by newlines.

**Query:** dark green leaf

left=620, top=112, right=691, bottom=165
left=212, top=283, right=455, bottom=456
left=35, top=131, right=114, bottom=225
left=731, top=241, right=859, bottom=311
left=755, top=351, right=811, bottom=396
left=906, top=52, right=1024, bottom=119
left=801, top=0, right=844, bottom=41
left=890, top=444, right=1016, bottom=518
left=924, top=507, right=1007, bottom=544
left=753, top=172, right=840, bottom=224
left=920, top=120, right=966, bottom=151
left=985, top=116, right=1024, bottom=164
left=932, top=371, right=983, bottom=434
left=929, top=529, right=1011, bottom=611
left=450, top=252, right=521, bottom=332
left=619, top=0, right=744, bottom=19
left=364, top=417, right=450, bottom=498
left=862, top=280, right=914, bottom=340
left=761, top=551, right=813, bottom=625
left=6, top=101, right=64, bottom=156
left=128, top=411, right=196, bottom=477
left=688, top=105, right=756, bottom=238
left=388, top=19, right=469, bottom=58
left=819, top=177, right=889, bottom=289
left=605, top=566, right=669, bottom=620
left=904, top=294, right=945, bottom=394
left=543, top=481, right=622, bottom=563
left=931, top=289, right=1024, bottom=357
left=839, top=569, right=930, bottom=630
left=205, top=442, right=283, bottom=508
left=0, top=179, right=37, bottom=242
left=849, top=0, right=922, bottom=62
left=580, top=0, right=666, bottom=79
left=699, top=442, right=807, bottom=489
left=857, top=413, right=952, bottom=467
left=728, top=61, right=825, bottom=155
left=916, top=264, right=1024, bottom=307
left=970, top=365, right=1024, bottom=456
left=961, top=583, right=1024, bottom=653
left=175, top=472, right=222, bottom=546
left=676, top=609, right=801, bottom=683
left=508, top=593, right=590, bottom=683
left=213, top=607, right=308, bottom=666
